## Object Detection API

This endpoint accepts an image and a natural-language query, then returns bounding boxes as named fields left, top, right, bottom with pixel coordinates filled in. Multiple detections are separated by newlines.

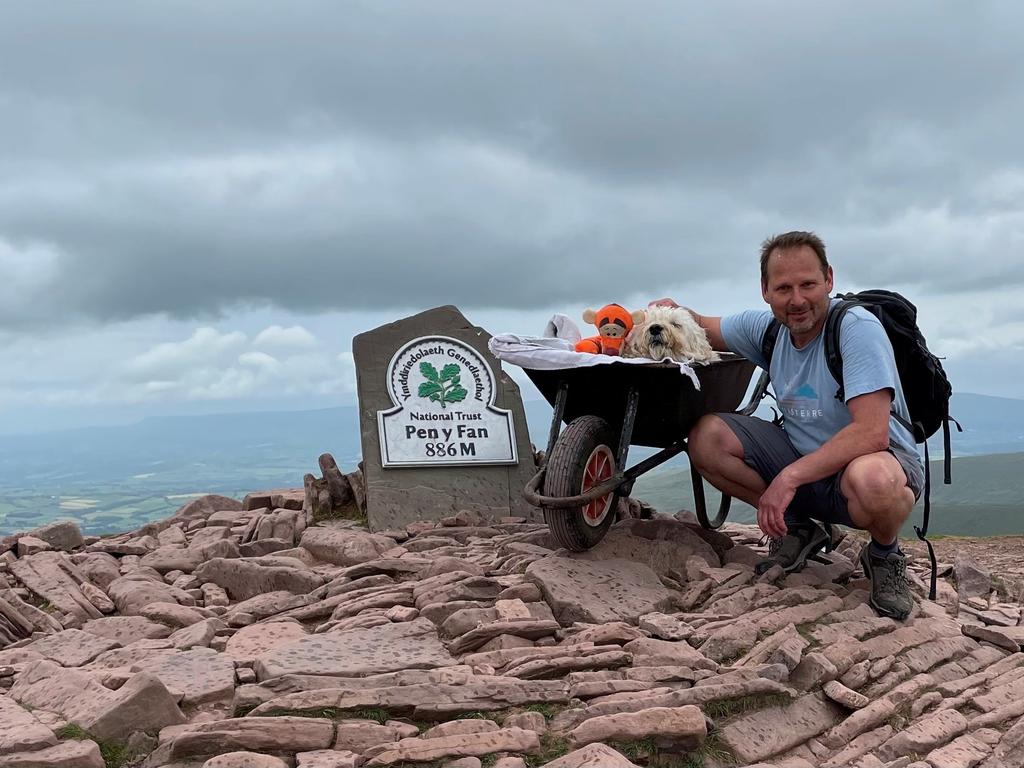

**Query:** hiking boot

left=859, top=544, right=914, bottom=620
left=754, top=520, right=831, bottom=576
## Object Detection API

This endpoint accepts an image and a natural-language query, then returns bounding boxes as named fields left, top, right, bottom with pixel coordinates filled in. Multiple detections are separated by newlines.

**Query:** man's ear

left=761, top=280, right=770, bottom=303
left=825, top=265, right=834, bottom=292
left=631, top=310, right=646, bottom=325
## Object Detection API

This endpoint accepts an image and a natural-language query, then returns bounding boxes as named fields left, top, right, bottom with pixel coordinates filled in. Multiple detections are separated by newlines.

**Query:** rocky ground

left=0, top=485, right=1022, bottom=768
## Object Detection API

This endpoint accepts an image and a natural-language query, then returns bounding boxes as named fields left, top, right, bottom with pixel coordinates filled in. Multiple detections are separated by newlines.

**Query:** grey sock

left=870, top=539, right=899, bottom=557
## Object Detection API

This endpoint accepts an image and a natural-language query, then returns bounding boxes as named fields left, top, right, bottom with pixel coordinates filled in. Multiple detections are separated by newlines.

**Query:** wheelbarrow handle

left=522, top=466, right=625, bottom=508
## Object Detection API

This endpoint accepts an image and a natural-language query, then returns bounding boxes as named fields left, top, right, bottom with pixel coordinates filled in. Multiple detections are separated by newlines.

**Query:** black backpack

left=761, top=290, right=961, bottom=599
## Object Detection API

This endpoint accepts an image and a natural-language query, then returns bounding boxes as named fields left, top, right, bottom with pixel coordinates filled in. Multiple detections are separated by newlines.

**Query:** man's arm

left=756, top=389, right=893, bottom=537
left=648, top=298, right=728, bottom=352
left=688, top=311, right=727, bottom=352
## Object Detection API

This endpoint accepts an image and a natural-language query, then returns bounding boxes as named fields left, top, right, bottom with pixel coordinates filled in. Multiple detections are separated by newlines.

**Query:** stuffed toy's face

left=597, top=317, right=629, bottom=339
left=582, top=304, right=636, bottom=338
left=576, top=304, right=647, bottom=355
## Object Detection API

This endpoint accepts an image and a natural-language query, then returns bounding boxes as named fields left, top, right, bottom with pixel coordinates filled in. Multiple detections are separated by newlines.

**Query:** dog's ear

left=631, top=309, right=646, bottom=325
left=582, top=308, right=596, bottom=324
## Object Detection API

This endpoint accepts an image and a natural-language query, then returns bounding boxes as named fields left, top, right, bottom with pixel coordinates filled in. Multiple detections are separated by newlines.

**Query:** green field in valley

left=631, top=451, right=1024, bottom=538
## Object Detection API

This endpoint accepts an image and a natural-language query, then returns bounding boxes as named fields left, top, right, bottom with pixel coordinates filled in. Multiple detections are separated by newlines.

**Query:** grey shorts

left=715, top=413, right=925, bottom=528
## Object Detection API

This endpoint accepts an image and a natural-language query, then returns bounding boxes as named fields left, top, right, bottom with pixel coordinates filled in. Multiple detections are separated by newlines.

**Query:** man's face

left=761, top=245, right=834, bottom=343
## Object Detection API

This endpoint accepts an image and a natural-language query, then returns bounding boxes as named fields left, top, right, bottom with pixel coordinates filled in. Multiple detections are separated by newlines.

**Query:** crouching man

left=654, top=230, right=924, bottom=619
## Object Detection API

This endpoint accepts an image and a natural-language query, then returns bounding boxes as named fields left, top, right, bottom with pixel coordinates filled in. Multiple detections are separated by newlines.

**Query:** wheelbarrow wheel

left=543, top=415, right=620, bottom=551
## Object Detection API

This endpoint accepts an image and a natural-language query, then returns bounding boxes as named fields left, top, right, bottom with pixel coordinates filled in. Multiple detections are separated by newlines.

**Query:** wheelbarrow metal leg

left=689, top=459, right=732, bottom=530
left=615, top=386, right=639, bottom=497
left=544, top=379, right=569, bottom=458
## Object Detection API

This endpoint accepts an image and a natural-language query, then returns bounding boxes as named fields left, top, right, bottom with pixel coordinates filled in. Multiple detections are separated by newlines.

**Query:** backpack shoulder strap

left=824, top=299, right=857, bottom=401
left=760, top=318, right=780, bottom=371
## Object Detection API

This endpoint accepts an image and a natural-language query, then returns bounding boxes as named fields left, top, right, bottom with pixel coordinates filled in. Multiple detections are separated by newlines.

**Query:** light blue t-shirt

left=721, top=299, right=921, bottom=463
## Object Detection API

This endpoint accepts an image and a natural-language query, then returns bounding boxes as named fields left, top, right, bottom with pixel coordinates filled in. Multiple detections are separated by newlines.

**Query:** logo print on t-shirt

left=781, top=383, right=824, bottom=419
left=794, top=384, right=817, bottom=399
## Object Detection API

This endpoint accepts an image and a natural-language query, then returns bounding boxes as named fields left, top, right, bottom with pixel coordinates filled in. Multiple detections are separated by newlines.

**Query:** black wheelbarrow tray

left=522, top=353, right=765, bottom=551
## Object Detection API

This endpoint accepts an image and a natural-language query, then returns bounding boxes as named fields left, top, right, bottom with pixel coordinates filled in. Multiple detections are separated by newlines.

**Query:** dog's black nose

left=649, top=324, right=663, bottom=336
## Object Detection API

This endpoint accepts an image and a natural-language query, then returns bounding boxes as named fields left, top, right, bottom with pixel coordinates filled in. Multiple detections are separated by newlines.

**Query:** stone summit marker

left=353, top=305, right=541, bottom=530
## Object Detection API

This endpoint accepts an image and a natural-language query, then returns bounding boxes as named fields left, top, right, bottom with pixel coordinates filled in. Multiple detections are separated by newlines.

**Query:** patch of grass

left=886, top=704, right=912, bottom=731
left=614, top=736, right=659, bottom=762
left=524, top=733, right=572, bottom=767
left=55, top=724, right=90, bottom=740
left=605, top=732, right=735, bottom=768
left=345, top=706, right=393, bottom=724
left=55, top=724, right=136, bottom=768
left=98, top=740, right=133, bottom=768
left=794, top=623, right=820, bottom=645
left=991, top=573, right=1014, bottom=599
left=257, top=705, right=392, bottom=723
left=257, top=706, right=346, bottom=719
left=313, top=501, right=367, bottom=526
left=716, top=651, right=743, bottom=666
left=702, top=693, right=790, bottom=721
left=676, top=733, right=736, bottom=768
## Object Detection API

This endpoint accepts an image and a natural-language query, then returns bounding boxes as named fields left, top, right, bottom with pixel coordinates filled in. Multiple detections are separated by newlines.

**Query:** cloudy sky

left=2, top=2, right=1023, bottom=434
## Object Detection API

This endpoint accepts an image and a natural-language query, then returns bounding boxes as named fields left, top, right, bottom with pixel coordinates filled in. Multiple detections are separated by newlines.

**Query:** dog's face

left=622, top=306, right=719, bottom=363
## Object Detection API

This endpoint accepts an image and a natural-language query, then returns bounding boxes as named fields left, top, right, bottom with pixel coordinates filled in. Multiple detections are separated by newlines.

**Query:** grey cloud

left=1, top=2, right=1022, bottom=327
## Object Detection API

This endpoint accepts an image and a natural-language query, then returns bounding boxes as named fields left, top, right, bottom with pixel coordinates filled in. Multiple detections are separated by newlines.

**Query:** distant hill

left=630, top=451, right=1024, bottom=538
left=0, top=407, right=362, bottom=486
left=936, top=393, right=1024, bottom=456
left=524, top=391, right=1024, bottom=460
left=0, top=407, right=362, bottom=536
left=525, top=390, right=1024, bottom=538
left=0, top=391, right=1020, bottom=536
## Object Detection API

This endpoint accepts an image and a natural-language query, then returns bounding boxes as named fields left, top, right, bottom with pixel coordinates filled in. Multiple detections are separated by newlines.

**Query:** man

left=655, top=231, right=924, bottom=620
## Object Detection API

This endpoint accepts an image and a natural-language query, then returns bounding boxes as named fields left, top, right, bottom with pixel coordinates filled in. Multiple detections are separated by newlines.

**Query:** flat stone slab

left=526, top=557, right=675, bottom=625
left=86, top=644, right=178, bottom=671
left=540, top=743, right=640, bottom=767
left=168, top=717, right=334, bottom=759
left=225, top=621, right=309, bottom=662
left=361, top=727, right=540, bottom=766
left=82, top=616, right=172, bottom=644
left=10, top=659, right=185, bottom=740
left=716, top=692, right=845, bottom=764
left=299, top=528, right=397, bottom=567
left=571, top=521, right=721, bottom=573
left=134, top=648, right=237, bottom=705
left=202, top=753, right=289, bottom=768
left=30, top=629, right=121, bottom=667
left=568, top=705, right=706, bottom=751
left=193, top=558, right=324, bottom=602
left=250, top=678, right=572, bottom=720
left=0, top=739, right=104, bottom=768
left=254, top=618, right=456, bottom=680
left=0, top=695, right=58, bottom=753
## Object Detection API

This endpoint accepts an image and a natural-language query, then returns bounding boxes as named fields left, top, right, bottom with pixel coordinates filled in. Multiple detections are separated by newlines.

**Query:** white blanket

left=488, top=314, right=700, bottom=390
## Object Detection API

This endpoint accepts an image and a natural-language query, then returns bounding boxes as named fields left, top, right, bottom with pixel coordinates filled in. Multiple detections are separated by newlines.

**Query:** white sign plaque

left=378, top=335, right=518, bottom=467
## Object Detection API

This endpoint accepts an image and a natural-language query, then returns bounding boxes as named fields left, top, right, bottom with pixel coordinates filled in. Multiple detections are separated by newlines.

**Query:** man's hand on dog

left=757, top=471, right=797, bottom=539
left=649, top=298, right=680, bottom=308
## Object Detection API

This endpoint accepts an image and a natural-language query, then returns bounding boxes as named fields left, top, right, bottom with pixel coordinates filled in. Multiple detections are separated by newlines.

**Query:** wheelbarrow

left=522, top=354, right=766, bottom=551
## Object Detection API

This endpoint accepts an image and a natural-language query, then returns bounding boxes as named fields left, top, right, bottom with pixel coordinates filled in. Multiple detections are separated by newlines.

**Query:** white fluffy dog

left=622, top=306, right=719, bottom=364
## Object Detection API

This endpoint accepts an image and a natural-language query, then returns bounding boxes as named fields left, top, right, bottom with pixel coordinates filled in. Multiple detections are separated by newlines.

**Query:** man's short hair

left=760, top=231, right=828, bottom=286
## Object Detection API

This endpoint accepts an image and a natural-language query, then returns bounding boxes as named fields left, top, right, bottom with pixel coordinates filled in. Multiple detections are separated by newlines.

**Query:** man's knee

left=842, top=453, right=913, bottom=514
left=688, top=414, right=741, bottom=467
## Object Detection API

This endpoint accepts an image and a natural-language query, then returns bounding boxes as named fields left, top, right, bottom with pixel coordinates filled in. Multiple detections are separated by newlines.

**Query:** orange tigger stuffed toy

left=574, top=303, right=646, bottom=356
